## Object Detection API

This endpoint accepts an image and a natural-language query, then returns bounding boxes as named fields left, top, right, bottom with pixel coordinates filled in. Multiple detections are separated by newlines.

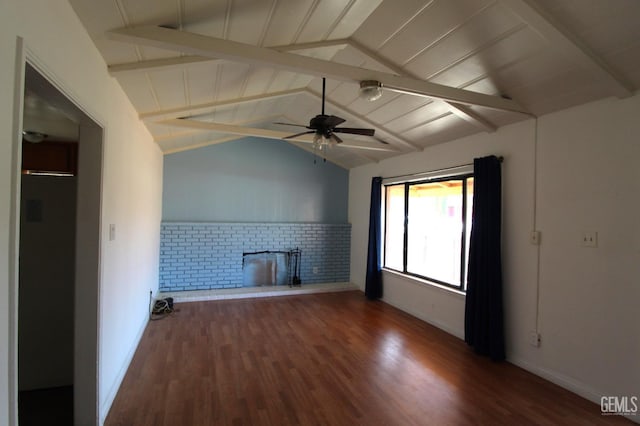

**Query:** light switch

left=581, top=231, right=597, bottom=248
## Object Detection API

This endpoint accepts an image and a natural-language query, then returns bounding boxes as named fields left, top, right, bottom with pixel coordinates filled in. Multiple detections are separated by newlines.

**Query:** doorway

left=14, top=61, right=103, bottom=425
left=18, top=171, right=78, bottom=424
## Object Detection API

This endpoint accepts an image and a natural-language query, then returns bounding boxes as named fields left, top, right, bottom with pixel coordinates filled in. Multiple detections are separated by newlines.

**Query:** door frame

left=9, top=37, right=105, bottom=426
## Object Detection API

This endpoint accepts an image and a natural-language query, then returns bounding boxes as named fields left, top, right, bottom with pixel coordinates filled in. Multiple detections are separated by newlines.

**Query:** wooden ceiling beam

left=500, top=0, right=634, bottom=98
left=161, top=135, right=242, bottom=155
left=155, top=115, right=283, bottom=144
left=108, top=39, right=349, bottom=76
left=109, top=36, right=498, bottom=133
left=108, top=55, right=215, bottom=75
left=147, top=87, right=441, bottom=155
left=159, top=118, right=399, bottom=152
left=165, top=133, right=356, bottom=169
left=446, top=103, right=498, bottom=132
left=107, top=25, right=530, bottom=114
left=347, top=40, right=498, bottom=133
left=272, top=38, right=350, bottom=52
left=140, top=88, right=305, bottom=122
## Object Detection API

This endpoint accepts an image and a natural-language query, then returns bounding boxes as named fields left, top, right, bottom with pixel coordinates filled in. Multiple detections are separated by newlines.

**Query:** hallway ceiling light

left=22, top=131, right=47, bottom=143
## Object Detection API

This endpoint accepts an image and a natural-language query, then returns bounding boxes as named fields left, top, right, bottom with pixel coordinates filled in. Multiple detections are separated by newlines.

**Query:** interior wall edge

left=7, top=35, right=27, bottom=426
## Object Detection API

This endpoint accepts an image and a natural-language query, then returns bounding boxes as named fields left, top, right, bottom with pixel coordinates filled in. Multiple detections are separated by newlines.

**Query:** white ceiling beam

left=161, top=135, right=242, bottom=155
left=273, top=38, right=350, bottom=52
left=155, top=115, right=283, bottom=144
left=108, top=55, right=215, bottom=75
left=347, top=39, right=405, bottom=76
left=348, top=40, right=497, bottom=133
left=146, top=86, right=416, bottom=154
left=107, top=25, right=529, bottom=114
left=158, top=115, right=282, bottom=154
left=165, top=134, right=354, bottom=169
left=157, top=113, right=379, bottom=165
left=158, top=120, right=363, bottom=169
left=500, top=0, right=634, bottom=98
left=154, top=129, right=201, bottom=142
left=108, top=39, right=349, bottom=76
left=159, top=118, right=399, bottom=152
left=140, top=88, right=305, bottom=122
left=114, top=39, right=497, bottom=133
left=446, top=103, right=498, bottom=132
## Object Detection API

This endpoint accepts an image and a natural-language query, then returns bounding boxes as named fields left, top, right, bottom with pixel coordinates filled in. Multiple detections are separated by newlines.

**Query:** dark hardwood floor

left=106, top=291, right=631, bottom=425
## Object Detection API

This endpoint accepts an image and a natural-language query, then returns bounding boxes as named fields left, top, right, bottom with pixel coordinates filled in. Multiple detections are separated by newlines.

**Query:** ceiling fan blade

left=334, top=127, right=376, bottom=137
left=325, top=115, right=346, bottom=127
left=274, top=122, right=309, bottom=128
left=283, top=130, right=315, bottom=139
left=330, top=133, right=343, bottom=144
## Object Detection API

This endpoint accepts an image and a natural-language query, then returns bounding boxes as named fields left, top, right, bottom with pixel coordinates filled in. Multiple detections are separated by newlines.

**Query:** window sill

left=382, top=268, right=466, bottom=298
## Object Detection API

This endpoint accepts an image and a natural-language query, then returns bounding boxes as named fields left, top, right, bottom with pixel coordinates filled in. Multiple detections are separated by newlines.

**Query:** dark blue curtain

left=365, top=177, right=383, bottom=299
left=464, top=155, right=505, bottom=361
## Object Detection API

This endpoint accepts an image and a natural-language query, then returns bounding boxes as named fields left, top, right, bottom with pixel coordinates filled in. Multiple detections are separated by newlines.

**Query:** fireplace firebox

left=242, top=249, right=301, bottom=287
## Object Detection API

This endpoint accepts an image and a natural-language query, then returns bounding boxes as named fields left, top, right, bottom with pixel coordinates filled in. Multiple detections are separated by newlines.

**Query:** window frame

left=382, top=171, right=474, bottom=293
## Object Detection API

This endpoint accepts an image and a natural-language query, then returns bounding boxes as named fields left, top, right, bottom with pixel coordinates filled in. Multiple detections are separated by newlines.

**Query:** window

left=383, top=173, right=473, bottom=292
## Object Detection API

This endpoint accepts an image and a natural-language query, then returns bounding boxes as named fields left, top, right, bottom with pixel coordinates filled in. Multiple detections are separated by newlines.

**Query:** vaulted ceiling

left=66, top=0, right=640, bottom=168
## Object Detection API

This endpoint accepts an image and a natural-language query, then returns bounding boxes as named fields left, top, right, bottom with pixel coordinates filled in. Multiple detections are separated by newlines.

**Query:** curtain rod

left=382, top=156, right=503, bottom=180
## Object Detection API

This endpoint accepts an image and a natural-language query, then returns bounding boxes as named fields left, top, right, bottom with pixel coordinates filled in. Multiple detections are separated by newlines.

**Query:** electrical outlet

left=530, top=230, right=541, bottom=245
left=581, top=231, right=598, bottom=248
left=530, top=331, right=541, bottom=347
left=312, top=266, right=319, bottom=274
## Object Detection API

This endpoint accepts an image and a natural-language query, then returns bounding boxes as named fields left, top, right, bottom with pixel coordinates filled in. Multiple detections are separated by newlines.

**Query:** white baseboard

left=380, top=297, right=464, bottom=340
left=99, top=314, right=149, bottom=425
left=509, top=357, right=639, bottom=424
left=509, top=356, right=601, bottom=403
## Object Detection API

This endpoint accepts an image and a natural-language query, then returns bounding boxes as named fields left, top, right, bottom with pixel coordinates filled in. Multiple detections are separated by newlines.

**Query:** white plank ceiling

left=65, top=0, right=640, bottom=168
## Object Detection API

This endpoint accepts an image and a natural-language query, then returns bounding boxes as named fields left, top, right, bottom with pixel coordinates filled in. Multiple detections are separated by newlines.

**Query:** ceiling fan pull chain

left=321, top=77, right=326, bottom=116
left=313, top=141, right=318, bottom=164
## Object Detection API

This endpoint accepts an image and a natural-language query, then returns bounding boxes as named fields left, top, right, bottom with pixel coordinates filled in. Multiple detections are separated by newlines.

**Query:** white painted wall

left=349, top=94, right=640, bottom=407
left=0, top=1, right=164, bottom=425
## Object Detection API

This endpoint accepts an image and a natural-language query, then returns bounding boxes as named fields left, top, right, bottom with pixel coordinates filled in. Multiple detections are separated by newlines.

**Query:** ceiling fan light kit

left=359, top=80, right=383, bottom=102
left=312, top=133, right=336, bottom=149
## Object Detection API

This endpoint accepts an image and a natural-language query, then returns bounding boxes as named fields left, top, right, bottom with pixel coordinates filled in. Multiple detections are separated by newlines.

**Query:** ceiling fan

left=275, top=78, right=382, bottom=149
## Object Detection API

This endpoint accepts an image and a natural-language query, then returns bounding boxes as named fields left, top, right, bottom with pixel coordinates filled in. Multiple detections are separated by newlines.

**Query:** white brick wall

left=159, top=222, right=351, bottom=291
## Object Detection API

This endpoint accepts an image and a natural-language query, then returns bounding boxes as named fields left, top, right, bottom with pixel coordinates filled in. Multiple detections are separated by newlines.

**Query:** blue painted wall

left=162, top=137, right=349, bottom=223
